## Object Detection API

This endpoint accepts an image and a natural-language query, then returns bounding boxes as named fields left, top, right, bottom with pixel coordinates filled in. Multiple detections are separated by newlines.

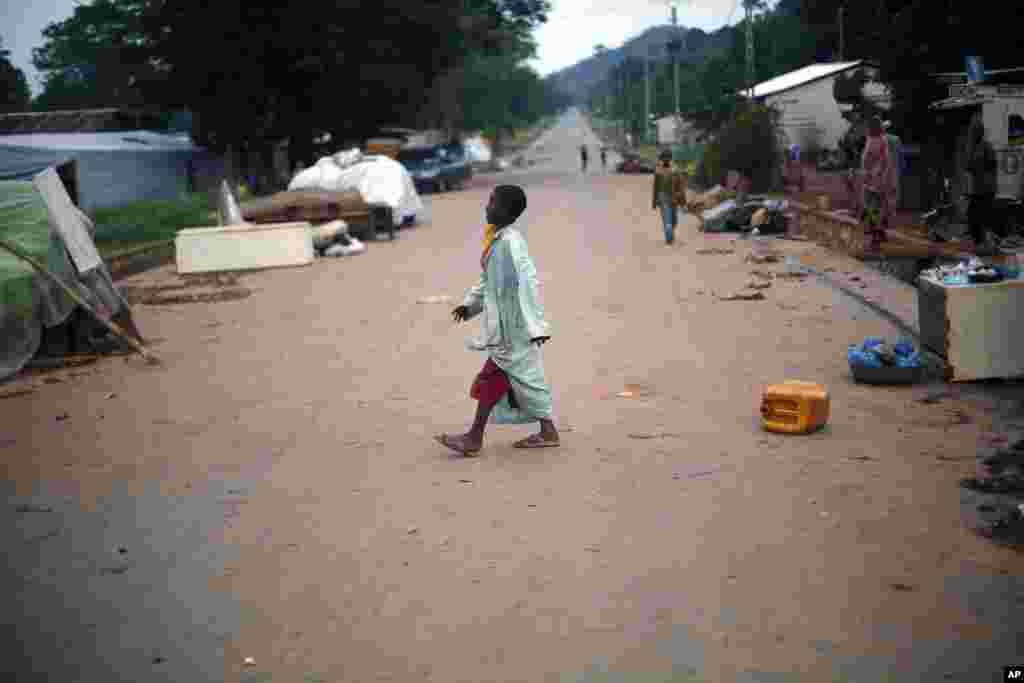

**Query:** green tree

left=32, top=0, right=153, bottom=110
left=0, top=38, right=32, bottom=113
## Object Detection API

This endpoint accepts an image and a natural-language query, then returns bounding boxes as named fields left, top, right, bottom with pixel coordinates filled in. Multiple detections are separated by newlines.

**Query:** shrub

left=695, top=104, right=781, bottom=192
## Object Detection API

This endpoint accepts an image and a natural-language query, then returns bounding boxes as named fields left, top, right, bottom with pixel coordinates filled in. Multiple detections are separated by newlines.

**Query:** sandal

left=434, top=434, right=481, bottom=457
left=513, top=433, right=560, bottom=449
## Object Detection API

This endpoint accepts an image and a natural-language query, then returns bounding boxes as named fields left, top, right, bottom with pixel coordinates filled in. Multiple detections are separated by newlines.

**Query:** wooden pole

left=0, top=239, right=160, bottom=365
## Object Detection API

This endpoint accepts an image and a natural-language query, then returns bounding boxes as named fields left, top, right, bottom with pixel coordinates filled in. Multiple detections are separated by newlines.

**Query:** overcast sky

left=2, top=0, right=743, bottom=95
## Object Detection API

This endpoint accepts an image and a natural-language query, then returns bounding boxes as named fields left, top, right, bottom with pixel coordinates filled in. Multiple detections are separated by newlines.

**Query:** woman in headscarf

left=860, top=116, right=897, bottom=254
left=651, top=148, right=688, bottom=245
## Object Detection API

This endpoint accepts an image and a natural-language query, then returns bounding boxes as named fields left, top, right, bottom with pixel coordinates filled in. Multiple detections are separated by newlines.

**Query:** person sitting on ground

left=437, top=185, right=559, bottom=456
left=652, top=149, right=688, bottom=245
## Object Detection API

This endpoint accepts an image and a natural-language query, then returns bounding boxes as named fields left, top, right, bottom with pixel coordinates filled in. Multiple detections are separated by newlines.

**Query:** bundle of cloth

left=289, top=148, right=424, bottom=222
left=700, top=197, right=789, bottom=234
left=309, top=219, right=365, bottom=257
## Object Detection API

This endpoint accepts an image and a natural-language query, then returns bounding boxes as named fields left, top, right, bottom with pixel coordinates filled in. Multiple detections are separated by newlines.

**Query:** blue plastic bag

left=896, top=352, right=923, bottom=368
left=849, top=345, right=883, bottom=368
left=894, top=339, right=916, bottom=358
left=862, top=338, right=885, bottom=351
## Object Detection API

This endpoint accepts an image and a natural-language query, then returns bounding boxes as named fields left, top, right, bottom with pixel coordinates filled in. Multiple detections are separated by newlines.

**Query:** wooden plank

left=175, top=221, right=315, bottom=275
left=32, top=167, right=103, bottom=273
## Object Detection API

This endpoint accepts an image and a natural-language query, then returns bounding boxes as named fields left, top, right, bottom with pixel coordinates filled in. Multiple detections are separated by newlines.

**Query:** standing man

left=580, top=145, right=589, bottom=173
left=966, top=116, right=1000, bottom=253
left=600, top=146, right=608, bottom=170
left=884, top=121, right=905, bottom=207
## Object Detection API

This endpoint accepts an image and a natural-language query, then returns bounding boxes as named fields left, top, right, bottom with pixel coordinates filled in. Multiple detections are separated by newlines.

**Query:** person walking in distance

left=651, top=149, right=688, bottom=245
left=580, top=145, right=589, bottom=173
left=600, top=146, right=608, bottom=170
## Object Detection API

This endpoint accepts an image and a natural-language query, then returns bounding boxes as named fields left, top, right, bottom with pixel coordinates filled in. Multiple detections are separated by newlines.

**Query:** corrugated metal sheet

left=744, top=61, right=863, bottom=99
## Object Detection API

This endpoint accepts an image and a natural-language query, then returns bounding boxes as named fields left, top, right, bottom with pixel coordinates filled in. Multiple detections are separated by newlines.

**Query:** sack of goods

left=310, top=220, right=349, bottom=251
left=323, top=238, right=365, bottom=257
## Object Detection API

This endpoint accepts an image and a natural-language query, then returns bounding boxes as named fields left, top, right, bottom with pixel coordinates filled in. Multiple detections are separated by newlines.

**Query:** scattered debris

left=749, top=270, right=774, bottom=281
left=747, top=281, right=772, bottom=290
left=746, top=252, right=780, bottom=264
left=847, top=455, right=875, bottom=462
left=888, top=583, right=916, bottom=592
left=14, top=504, right=53, bottom=514
left=100, top=564, right=129, bottom=575
left=775, top=271, right=809, bottom=280
left=417, top=295, right=453, bottom=304
left=917, top=390, right=953, bottom=405
left=244, top=657, right=256, bottom=667
left=696, top=247, right=735, bottom=256
left=55, top=413, right=69, bottom=421
left=0, top=387, right=37, bottom=399
left=406, top=526, right=420, bottom=535
left=104, top=392, right=116, bottom=400
left=152, top=657, right=166, bottom=665
left=627, top=432, right=683, bottom=440
left=717, top=290, right=766, bottom=301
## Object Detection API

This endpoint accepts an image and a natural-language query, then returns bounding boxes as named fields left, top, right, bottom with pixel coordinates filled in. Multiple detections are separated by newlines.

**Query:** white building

left=743, top=60, right=892, bottom=153
left=654, top=115, right=699, bottom=146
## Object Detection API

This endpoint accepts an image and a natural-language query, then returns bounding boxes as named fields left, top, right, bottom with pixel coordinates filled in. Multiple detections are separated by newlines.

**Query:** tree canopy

left=29, top=0, right=553, bottom=171
left=1, top=38, right=32, bottom=113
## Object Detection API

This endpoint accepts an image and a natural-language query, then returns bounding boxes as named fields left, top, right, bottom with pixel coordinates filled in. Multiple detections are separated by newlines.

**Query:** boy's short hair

left=494, top=185, right=527, bottom=222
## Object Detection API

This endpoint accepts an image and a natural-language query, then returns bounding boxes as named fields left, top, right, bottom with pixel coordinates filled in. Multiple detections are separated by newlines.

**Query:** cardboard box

left=919, top=276, right=1024, bottom=381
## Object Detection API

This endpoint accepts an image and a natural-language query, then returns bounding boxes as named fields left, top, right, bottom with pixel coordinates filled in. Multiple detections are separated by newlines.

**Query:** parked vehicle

left=397, top=142, right=472, bottom=193
left=615, top=154, right=655, bottom=174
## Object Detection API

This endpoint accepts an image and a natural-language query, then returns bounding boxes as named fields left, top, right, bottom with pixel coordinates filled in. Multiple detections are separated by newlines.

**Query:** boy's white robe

left=462, top=227, right=553, bottom=424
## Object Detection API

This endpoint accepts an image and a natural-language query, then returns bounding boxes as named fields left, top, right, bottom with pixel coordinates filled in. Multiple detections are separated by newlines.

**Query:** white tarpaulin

left=288, top=150, right=424, bottom=221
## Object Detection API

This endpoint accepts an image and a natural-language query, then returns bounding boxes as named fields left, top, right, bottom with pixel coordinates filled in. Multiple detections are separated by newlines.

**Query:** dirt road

left=1, top=109, right=1022, bottom=682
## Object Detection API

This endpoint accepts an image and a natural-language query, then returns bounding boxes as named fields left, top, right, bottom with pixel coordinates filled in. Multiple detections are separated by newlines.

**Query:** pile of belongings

left=848, top=337, right=923, bottom=369
left=701, top=197, right=789, bottom=235
left=289, top=148, right=424, bottom=223
left=311, top=220, right=365, bottom=257
left=221, top=181, right=366, bottom=257
left=920, top=257, right=1013, bottom=285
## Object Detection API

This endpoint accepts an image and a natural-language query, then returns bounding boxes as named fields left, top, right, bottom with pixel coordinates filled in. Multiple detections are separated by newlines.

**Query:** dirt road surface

left=2, top=109, right=1022, bottom=682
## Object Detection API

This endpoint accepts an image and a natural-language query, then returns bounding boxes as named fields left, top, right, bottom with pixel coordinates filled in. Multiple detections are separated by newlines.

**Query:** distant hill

left=544, top=25, right=735, bottom=103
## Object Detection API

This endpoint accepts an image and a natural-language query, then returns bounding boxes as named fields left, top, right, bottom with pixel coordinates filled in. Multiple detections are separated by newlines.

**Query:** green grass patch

left=91, top=193, right=218, bottom=256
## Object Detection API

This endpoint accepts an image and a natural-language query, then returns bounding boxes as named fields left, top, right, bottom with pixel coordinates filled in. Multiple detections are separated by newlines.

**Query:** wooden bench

left=239, top=190, right=395, bottom=241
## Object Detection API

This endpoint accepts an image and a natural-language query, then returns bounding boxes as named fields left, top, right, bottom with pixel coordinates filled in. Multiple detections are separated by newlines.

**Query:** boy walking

left=436, top=185, right=559, bottom=456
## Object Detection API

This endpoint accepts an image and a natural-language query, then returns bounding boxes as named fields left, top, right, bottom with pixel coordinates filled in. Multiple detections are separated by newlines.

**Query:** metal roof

left=0, top=131, right=200, bottom=152
left=742, top=61, right=864, bottom=98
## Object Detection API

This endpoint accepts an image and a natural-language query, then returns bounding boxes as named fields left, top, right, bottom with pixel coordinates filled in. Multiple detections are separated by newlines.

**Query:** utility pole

left=838, top=5, right=845, bottom=61
left=745, top=0, right=756, bottom=97
left=670, top=2, right=681, bottom=117
left=644, top=53, right=651, bottom=146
